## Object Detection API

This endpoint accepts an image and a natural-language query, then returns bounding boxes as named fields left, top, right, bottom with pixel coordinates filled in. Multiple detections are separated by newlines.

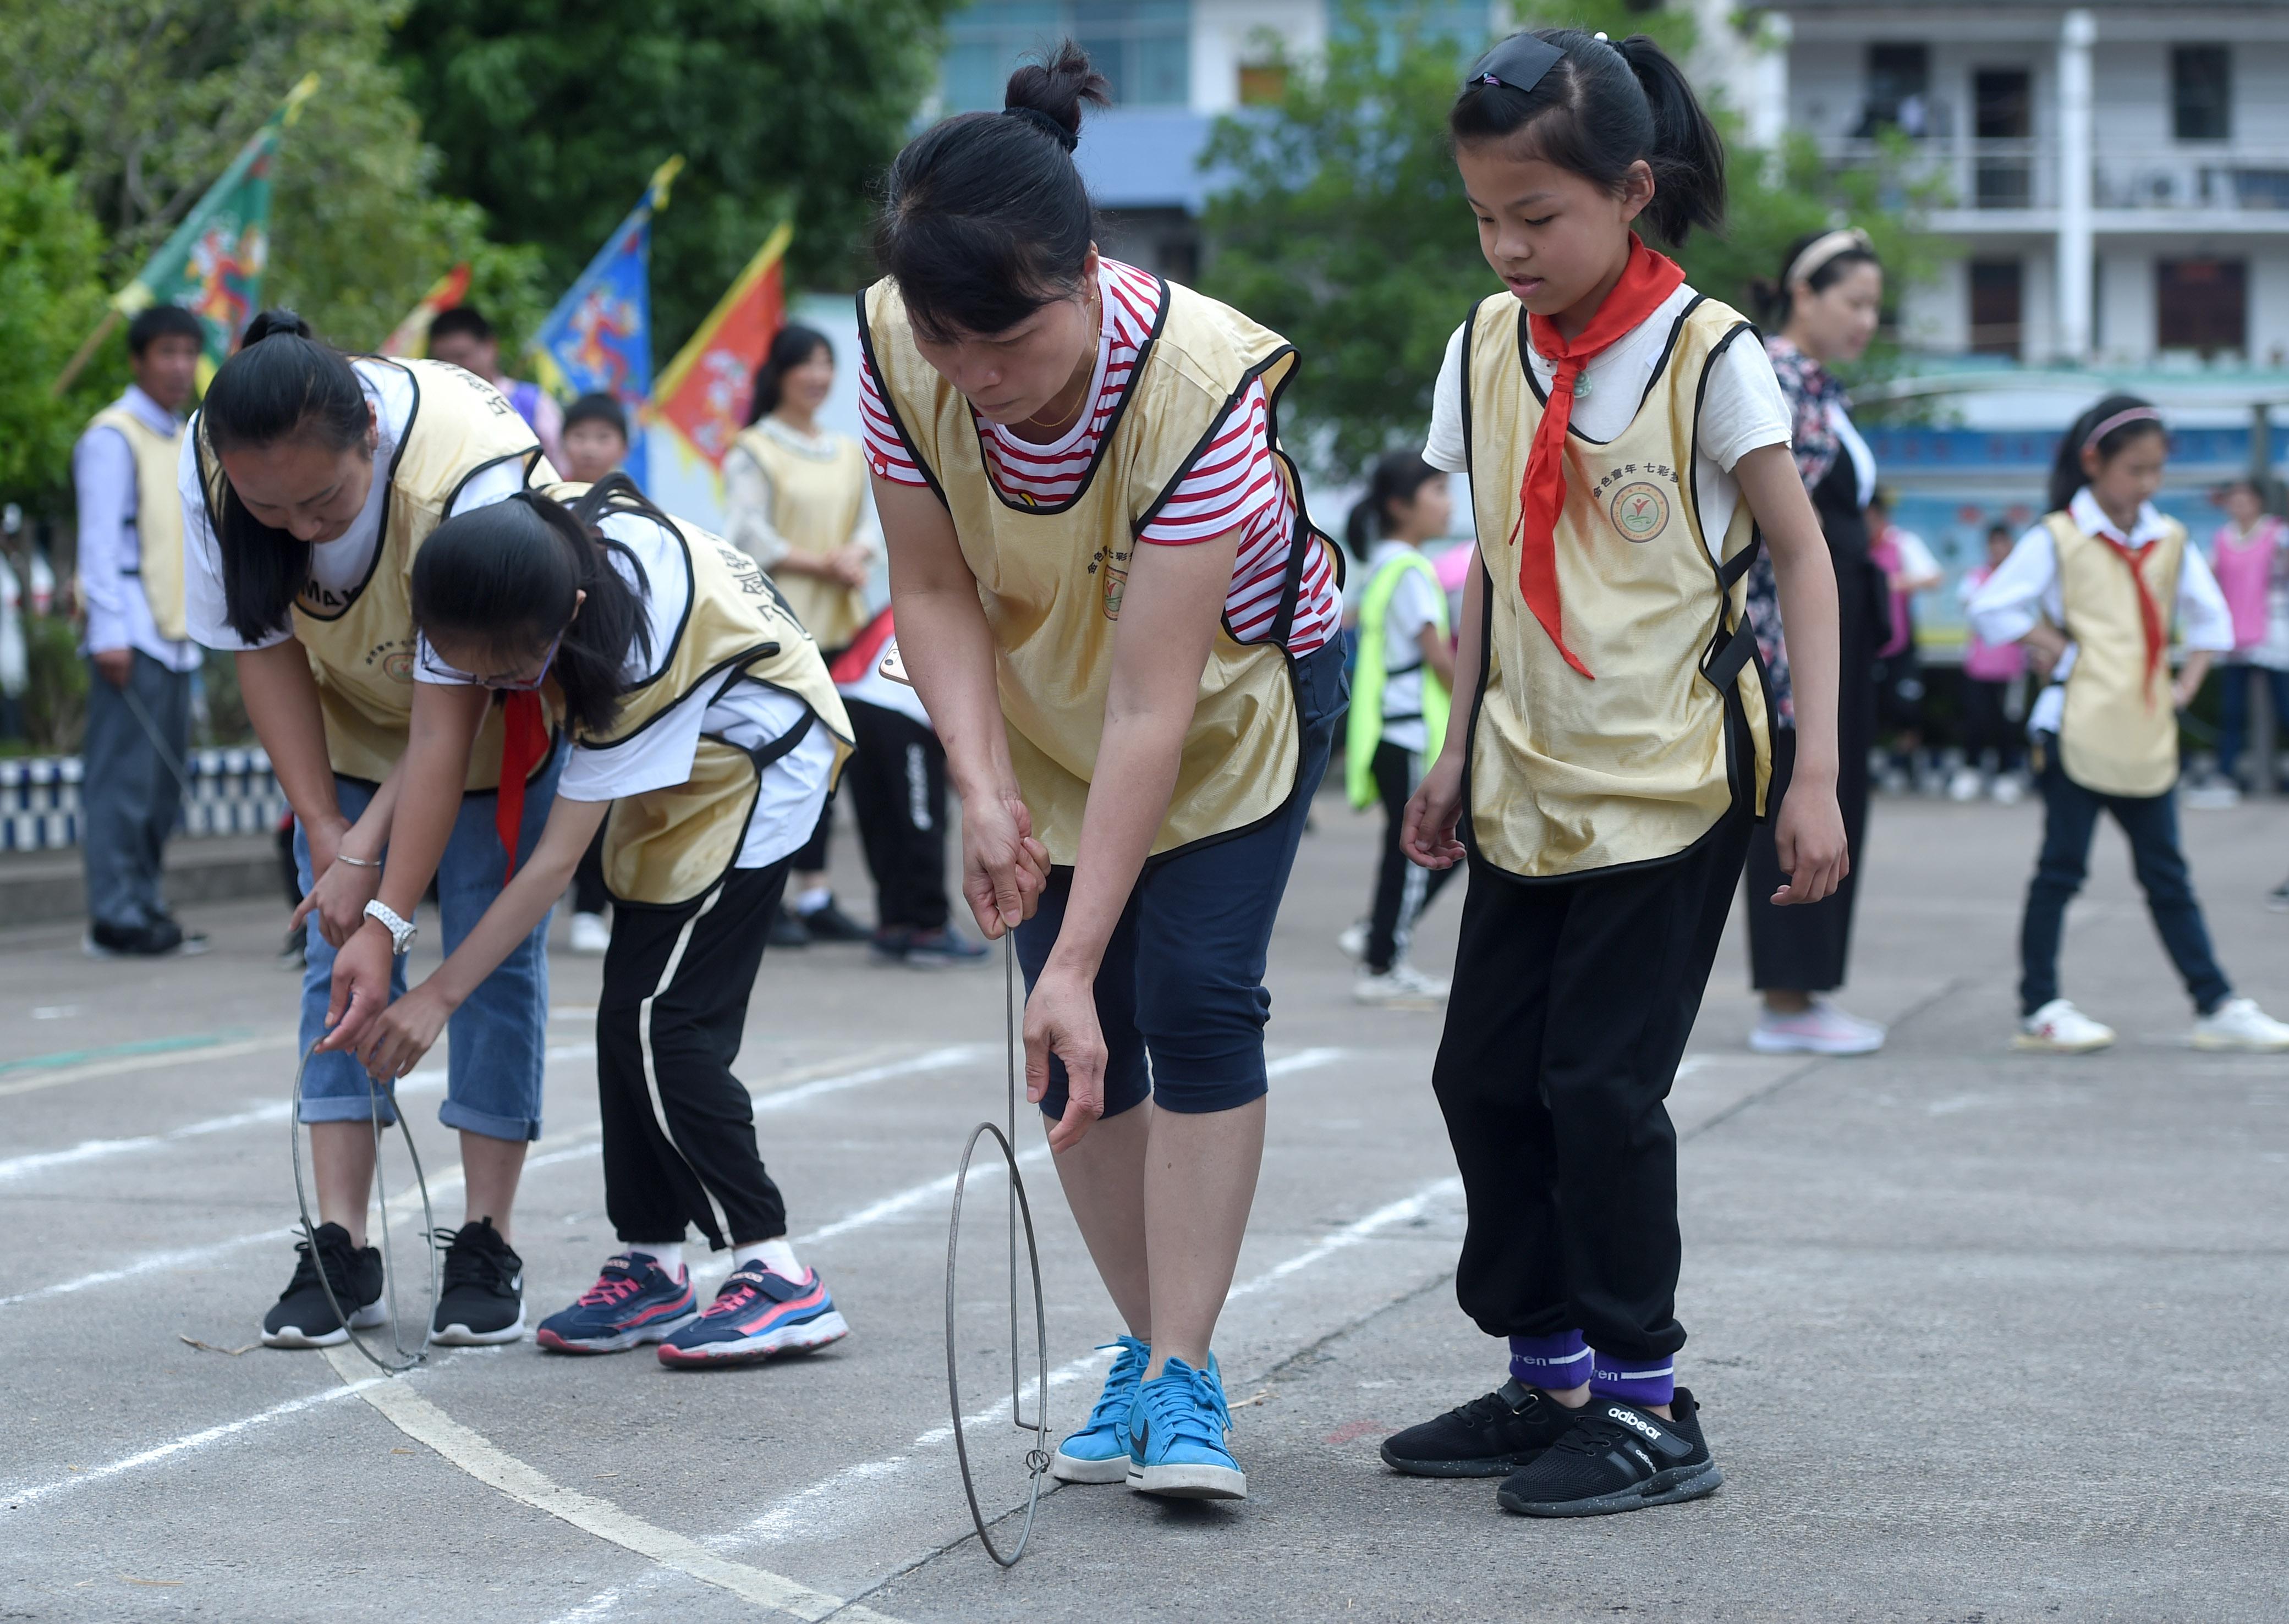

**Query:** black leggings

left=1365, top=740, right=1458, bottom=973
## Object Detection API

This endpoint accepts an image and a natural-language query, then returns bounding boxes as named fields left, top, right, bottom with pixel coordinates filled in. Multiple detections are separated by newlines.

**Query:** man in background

left=427, top=305, right=567, bottom=473
left=73, top=304, right=208, bottom=957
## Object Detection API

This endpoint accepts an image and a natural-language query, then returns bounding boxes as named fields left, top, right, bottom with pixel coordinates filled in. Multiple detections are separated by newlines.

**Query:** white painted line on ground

left=319, top=1347, right=907, bottom=1623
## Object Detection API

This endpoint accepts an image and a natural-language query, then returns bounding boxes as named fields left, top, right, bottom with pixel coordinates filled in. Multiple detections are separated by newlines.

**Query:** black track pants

left=843, top=700, right=952, bottom=932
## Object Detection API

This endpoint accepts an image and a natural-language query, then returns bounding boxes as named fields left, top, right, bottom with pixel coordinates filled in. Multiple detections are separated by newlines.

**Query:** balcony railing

left=1816, top=137, right=2289, bottom=217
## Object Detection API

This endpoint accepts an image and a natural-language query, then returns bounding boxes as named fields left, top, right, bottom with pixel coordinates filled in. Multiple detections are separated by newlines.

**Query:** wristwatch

left=363, top=898, right=418, bottom=957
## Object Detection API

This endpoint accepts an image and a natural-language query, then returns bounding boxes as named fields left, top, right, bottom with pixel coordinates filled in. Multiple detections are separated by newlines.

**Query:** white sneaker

left=1990, top=775, right=2025, bottom=806
left=1748, top=998, right=1885, bottom=1055
left=568, top=911, right=611, bottom=955
left=1336, top=920, right=1368, bottom=961
left=1354, top=963, right=1448, bottom=1006
left=1947, top=768, right=1983, bottom=803
left=2192, top=996, right=2289, bottom=1053
left=2013, top=999, right=2115, bottom=1053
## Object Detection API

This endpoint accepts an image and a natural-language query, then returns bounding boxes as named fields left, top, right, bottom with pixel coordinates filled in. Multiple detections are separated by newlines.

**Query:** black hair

left=1450, top=29, right=1724, bottom=247
left=1344, top=452, right=1445, bottom=560
left=409, top=476, right=656, bottom=739
left=876, top=40, right=1110, bottom=340
left=128, top=304, right=205, bottom=357
left=1985, top=522, right=2014, bottom=543
left=199, top=309, right=374, bottom=645
left=2048, top=393, right=2166, bottom=513
left=744, top=324, right=834, bottom=425
left=1751, top=231, right=1884, bottom=328
left=427, top=305, right=495, bottom=345
left=564, top=392, right=629, bottom=440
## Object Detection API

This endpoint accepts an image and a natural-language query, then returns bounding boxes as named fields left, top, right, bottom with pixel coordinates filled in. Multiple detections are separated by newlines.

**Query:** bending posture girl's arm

left=1402, top=550, right=1485, bottom=868
left=876, top=476, right=1049, bottom=934
left=1024, top=528, right=1237, bottom=1152
left=1733, top=443, right=1849, bottom=905
left=345, top=796, right=610, bottom=1081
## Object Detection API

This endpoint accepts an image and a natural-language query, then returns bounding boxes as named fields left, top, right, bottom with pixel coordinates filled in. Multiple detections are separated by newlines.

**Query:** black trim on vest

left=601, top=711, right=817, bottom=913
left=1514, top=295, right=1700, bottom=445
left=854, top=287, right=955, bottom=515
left=1687, top=319, right=1774, bottom=763
left=292, top=358, right=424, bottom=624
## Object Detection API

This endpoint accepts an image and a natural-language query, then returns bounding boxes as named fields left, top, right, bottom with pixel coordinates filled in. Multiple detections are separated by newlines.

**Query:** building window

left=2171, top=46, right=2231, bottom=141
left=1972, top=68, right=2032, bottom=208
left=1858, top=43, right=1930, bottom=137
left=943, top=1, right=1191, bottom=113
left=2156, top=259, right=2246, bottom=354
left=1968, top=260, right=2023, bottom=357
left=1237, top=62, right=1289, bottom=107
left=1326, top=0, right=1491, bottom=65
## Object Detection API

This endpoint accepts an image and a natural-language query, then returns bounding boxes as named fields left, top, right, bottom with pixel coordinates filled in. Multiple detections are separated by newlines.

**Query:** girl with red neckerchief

left=1381, top=28, right=1848, bottom=1520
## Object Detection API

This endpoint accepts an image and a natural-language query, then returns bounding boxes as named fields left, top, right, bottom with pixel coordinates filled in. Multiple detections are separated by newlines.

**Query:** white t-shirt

left=1362, top=540, right=1443, bottom=755
left=177, top=360, right=528, bottom=653
left=1422, top=284, right=1793, bottom=561
left=418, top=511, right=835, bottom=871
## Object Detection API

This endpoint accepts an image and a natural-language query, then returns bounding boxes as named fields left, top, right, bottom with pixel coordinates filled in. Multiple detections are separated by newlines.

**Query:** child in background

left=1343, top=452, right=1458, bottom=1006
left=2205, top=476, right=2289, bottom=801
left=1968, top=396, right=2289, bottom=1055
left=561, top=394, right=632, bottom=487
left=1953, top=523, right=2027, bottom=803
left=1867, top=490, right=1941, bottom=791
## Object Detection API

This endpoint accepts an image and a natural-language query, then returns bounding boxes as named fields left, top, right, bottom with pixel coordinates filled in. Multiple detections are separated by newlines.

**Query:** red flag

left=652, top=224, right=791, bottom=467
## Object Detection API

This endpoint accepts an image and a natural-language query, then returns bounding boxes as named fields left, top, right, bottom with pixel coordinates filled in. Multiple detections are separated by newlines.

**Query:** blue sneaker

left=1050, top=1335, right=1150, bottom=1483
left=1126, top=1353, right=1245, bottom=1500
left=536, top=1252, right=698, bottom=1353
left=657, top=1264, right=849, bottom=1368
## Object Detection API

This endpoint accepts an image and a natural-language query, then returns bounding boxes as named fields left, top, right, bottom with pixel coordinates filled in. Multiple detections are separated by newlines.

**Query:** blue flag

left=528, top=157, right=683, bottom=487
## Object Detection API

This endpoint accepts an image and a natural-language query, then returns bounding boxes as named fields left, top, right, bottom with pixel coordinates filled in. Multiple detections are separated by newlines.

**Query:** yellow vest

left=2047, top=509, right=2187, bottom=797
left=553, top=483, right=854, bottom=907
left=90, top=404, right=188, bottom=642
left=860, top=274, right=1335, bottom=865
left=195, top=358, right=552, bottom=788
left=731, top=422, right=870, bottom=649
left=1462, top=293, right=1772, bottom=879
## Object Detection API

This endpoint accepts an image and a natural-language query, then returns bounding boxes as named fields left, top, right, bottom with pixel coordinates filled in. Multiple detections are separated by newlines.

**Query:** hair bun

left=1003, top=39, right=1109, bottom=147
left=242, top=309, right=313, bottom=345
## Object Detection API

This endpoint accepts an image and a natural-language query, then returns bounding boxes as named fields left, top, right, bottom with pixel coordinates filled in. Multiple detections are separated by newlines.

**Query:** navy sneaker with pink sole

left=657, top=1264, right=849, bottom=1368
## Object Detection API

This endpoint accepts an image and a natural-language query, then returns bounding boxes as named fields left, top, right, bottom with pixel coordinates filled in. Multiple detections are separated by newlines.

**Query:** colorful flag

left=110, top=74, right=319, bottom=382
left=527, top=156, right=683, bottom=487
left=379, top=264, right=473, bottom=357
left=653, top=223, right=792, bottom=471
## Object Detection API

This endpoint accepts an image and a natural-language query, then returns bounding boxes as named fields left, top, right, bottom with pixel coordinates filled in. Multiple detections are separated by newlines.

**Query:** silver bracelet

left=333, top=852, right=380, bottom=869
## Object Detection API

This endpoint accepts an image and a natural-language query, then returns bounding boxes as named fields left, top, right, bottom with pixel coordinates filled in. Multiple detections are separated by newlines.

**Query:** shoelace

left=284, top=1225, right=358, bottom=1296
left=1140, top=1363, right=1230, bottom=1454
left=433, top=1225, right=516, bottom=1292
left=1082, top=1337, right=1151, bottom=1430
left=575, top=1262, right=644, bottom=1307
left=701, top=1266, right=804, bottom=1318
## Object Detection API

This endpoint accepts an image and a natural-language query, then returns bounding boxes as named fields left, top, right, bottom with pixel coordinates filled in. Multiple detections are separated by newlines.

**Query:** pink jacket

left=1959, top=564, right=2025, bottom=681
left=2211, top=516, right=2285, bottom=651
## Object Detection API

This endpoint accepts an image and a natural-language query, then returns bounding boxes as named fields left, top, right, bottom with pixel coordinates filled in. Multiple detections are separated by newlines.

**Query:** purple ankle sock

left=1508, top=1330, right=1590, bottom=1390
left=1587, top=1348, right=1675, bottom=1408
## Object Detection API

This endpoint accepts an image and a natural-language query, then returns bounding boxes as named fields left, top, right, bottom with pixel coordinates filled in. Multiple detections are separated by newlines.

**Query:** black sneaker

left=279, top=921, right=308, bottom=970
left=2269, top=876, right=2289, bottom=914
left=770, top=909, right=811, bottom=949
left=1496, top=1388, right=1722, bottom=1517
left=1381, top=1378, right=1578, bottom=1477
left=261, top=1223, right=386, bottom=1348
left=432, top=1217, right=526, bottom=1345
left=795, top=896, right=871, bottom=943
left=85, top=917, right=210, bottom=959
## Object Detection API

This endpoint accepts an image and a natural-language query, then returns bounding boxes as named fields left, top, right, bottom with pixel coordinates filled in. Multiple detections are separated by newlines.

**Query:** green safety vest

left=1346, top=549, right=1451, bottom=808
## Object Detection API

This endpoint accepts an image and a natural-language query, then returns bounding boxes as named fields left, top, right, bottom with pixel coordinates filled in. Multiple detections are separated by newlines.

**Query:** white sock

left=794, top=886, right=832, bottom=915
left=740, top=1238, right=804, bottom=1282
left=631, top=1242, right=683, bottom=1276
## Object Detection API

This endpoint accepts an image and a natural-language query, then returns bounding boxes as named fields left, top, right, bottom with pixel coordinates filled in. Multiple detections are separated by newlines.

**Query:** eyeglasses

left=480, top=631, right=563, bottom=692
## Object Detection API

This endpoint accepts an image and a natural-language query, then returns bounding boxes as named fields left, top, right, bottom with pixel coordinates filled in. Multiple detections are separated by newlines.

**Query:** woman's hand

left=1401, top=752, right=1468, bottom=869
left=353, top=980, right=454, bottom=1084
left=318, top=921, right=398, bottom=1056
left=960, top=789, right=1050, bottom=938
left=295, top=819, right=381, bottom=949
left=830, top=544, right=874, bottom=590
left=1023, top=961, right=1105, bottom=1154
left=1770, top=775, right=1849, bottom=906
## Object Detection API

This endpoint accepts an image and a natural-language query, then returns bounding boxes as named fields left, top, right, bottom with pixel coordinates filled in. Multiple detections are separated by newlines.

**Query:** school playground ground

left=2, top=784, right=2283, bottom=1622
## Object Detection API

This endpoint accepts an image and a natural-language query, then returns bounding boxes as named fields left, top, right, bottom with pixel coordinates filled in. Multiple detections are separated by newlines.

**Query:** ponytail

left=409, top=476, right=656, bottom=737
left=876, top=40, right=1110, bottom=340
left=1344, top=452, right=1444, bottom=561
left=2047, top=393, right=2166, bottom=514
left=1450, top=30, right=1724, bottom=246
left=744, top=324, right=834, bottom=426
left=199, top=309, right=372, bottom=645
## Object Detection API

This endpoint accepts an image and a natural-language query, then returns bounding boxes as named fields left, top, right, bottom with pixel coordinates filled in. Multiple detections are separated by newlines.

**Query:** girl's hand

left=318, top=923, right=397, bottom=1054
left=2173, top=671, right=2203, bottom=711
left=1770, top=778, right=1849, bottom=906
left=961, top=789, right=1050, bottom=938
left=1401, top=753, right=1468, bottom=869
left=297, top=832, right=382, bottom=949
left=2021, top=624, right=2068, bottom=682
left=353, top=981, right=453, bottom=1084
left=1023, top=961, right=1104, bottom=1154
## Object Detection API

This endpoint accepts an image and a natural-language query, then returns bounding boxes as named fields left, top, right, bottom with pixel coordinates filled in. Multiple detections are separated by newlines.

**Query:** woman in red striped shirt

left=861, top=42, right=1344, bottom=1504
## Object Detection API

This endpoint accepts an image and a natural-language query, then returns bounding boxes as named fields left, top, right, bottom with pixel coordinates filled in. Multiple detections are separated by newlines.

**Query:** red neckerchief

left=2093, top=532, right=2167, bottom=708
left=495, top=691, right=547, bottom=881
left=1514, top=235, right=1688, bottom=678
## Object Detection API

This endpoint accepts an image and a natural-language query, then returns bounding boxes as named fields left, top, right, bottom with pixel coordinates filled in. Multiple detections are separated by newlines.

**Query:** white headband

left=1786, top=228, right=1876, bottom=290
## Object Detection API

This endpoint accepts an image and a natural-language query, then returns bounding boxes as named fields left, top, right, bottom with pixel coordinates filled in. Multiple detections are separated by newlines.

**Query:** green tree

left=0, top=142, right=122, bottom=516
left=389, top=0, right=958, bottom=356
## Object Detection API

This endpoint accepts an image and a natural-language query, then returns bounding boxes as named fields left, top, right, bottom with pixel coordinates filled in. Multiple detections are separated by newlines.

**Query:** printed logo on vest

left=1607, top=481, right=1670, bottom=543
left=1090, top=546, right=1131, bottom=620
left=383, top=649, right=416, bottom=684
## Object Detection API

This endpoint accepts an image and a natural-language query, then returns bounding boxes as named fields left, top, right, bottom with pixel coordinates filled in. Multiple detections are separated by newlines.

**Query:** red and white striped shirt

left=859, top=260, right=1337, bottom=656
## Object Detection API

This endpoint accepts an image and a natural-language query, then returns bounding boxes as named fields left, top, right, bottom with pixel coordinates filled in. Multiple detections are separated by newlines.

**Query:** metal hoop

left=288, top=1042, right=439, bottom=1374
left=943, top=933, right=1051, bottom=1566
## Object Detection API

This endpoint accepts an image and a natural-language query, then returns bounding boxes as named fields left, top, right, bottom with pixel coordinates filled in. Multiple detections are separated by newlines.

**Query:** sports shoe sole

left=1498, top=1460, right=1723, bottom=1518
left=261, top=1300, right=388, bottom=1348
left=1747, top=1028, right=1883, bottom=1056
left=1378, top=1441, right=1541, bottom=1478
left=1127, top=1459, right=1248, bottom=1499
left=1050, top=1448, right=1135, bottom=1484
left=657, top=1308, right=850, bottom=1368
left=535, top=1306, right=700, bottom=1354
left=2010, top=1033, right=2113, bottom=1054
left=2192, top=1033, right=2289, bottom=1054
left=432, top=1306, right=530, bottom=1346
